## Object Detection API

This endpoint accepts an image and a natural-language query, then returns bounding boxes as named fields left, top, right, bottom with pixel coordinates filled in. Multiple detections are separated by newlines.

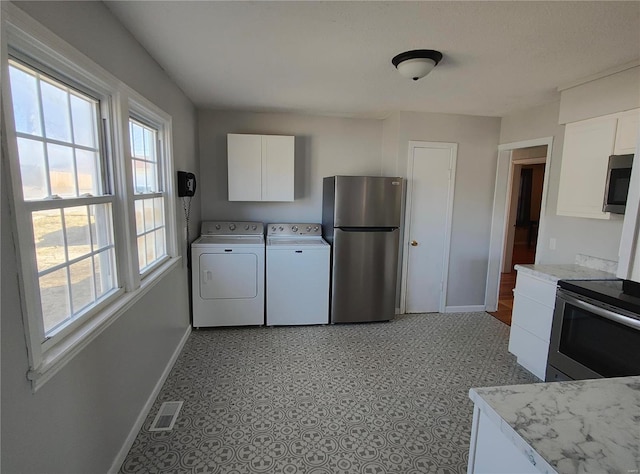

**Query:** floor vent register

left=149, top=401, right=183, bottom=431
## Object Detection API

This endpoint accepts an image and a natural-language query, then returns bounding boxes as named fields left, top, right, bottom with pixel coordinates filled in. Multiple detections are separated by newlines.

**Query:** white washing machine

left=266, top=223, right=330, bottom=325
left=192, top=221, right=265, bottom=327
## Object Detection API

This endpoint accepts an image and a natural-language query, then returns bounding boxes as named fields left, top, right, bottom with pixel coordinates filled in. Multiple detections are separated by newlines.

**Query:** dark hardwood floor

left=488, top=242, right=536, bottom=326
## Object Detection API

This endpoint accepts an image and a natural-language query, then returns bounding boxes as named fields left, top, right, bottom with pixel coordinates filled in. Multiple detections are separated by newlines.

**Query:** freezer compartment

left=330, top=228, right=399, bottom=323
left=325, top=176, right=403, bottom=228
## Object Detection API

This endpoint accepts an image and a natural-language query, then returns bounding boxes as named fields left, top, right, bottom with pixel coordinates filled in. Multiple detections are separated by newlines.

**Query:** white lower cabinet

left=468, top=406, right=540, bottom=474
left=508, top=272, right=556, bottom=380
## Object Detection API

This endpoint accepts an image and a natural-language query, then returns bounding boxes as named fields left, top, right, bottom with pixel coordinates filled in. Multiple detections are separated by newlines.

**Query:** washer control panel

left=201, top=221, right=264, bottom=235
left=267, top=223, right=322, bottom=237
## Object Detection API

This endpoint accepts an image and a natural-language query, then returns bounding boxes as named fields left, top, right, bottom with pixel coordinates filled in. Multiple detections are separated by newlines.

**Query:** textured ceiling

left=105, top=1, right=640, bottom=118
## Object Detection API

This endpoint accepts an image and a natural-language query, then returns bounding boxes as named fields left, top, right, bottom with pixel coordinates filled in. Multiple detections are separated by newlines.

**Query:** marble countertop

left=470, top=376, right=640, bottom=474
left=514, top=264, right=617, bottom=283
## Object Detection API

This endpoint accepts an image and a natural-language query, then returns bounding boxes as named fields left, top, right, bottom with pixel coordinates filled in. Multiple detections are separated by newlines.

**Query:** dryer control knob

left=278, top=226, right=284, bottom=231
left=292, top=225, right=299, bottom=233
left=215, top=224, right=221, bottom=230
left=313, top=226, right=319, bottom=232
left=306, top=226, right=312, bottom=232
left=252, top=225, right=257, bottom=230
left=244, top=224, right=250, bottom=230
left=271, top=226, right=276, bottom=231
left=229, top=223, right=236, bottom=231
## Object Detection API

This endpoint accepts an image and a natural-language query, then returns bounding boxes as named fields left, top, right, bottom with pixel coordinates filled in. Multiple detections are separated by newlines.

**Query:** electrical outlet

left=549, top=238, right=556, bottom=250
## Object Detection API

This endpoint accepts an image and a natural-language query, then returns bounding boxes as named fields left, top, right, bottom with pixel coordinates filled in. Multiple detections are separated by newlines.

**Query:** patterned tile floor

left=120, top=312, right=537, bottom=473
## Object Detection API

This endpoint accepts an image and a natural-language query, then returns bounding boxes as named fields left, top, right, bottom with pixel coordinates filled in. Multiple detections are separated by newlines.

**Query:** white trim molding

left=484, top=137, right=554, bottom=312
left=445, top=305, right=487, bottom=314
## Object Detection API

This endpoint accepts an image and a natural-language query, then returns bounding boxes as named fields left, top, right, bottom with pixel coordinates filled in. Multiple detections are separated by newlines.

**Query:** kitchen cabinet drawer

left=508, top=325, right=547, bottom=380
left=511, top=292, right=555, bottom=341
left=513, top=273, right=557, bottom=307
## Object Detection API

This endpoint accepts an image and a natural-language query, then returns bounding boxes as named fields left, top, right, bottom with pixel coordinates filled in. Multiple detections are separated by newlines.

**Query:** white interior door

left=403, top=142, right=456, bottom=313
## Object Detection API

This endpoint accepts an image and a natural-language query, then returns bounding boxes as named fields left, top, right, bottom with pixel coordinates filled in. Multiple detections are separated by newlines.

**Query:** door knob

left=410, top=240, right=418, bottom=246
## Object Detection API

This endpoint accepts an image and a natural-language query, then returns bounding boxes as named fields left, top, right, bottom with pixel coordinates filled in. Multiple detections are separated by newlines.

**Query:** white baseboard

left=445, top=305, right=487, bottom=313
left=108, top=326, right=191, bottom=474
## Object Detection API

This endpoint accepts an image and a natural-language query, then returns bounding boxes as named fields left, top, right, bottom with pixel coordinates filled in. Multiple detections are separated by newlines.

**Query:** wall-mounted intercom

left=177, top=171, right=196, bottom=197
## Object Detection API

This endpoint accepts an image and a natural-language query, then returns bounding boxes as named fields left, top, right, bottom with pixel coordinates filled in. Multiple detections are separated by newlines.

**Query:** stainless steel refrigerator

left=322, top=176, right=403, bottom=323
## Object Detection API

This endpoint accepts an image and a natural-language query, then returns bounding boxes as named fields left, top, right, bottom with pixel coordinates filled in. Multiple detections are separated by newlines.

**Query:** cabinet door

left=614, top=109, right=640, bottom=155
left=556, top=117, right=617, bottom=219
left=262, top=135, right=294, bottom=201
left=228, top=134, right=262, bottom=201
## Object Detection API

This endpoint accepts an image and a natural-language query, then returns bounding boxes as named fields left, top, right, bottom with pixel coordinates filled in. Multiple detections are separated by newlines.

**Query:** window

left=129, top=118, right=168, bottom=273
left=8, top=59, right=118, bottom=339
left=3, top=4, right=178, bottom=389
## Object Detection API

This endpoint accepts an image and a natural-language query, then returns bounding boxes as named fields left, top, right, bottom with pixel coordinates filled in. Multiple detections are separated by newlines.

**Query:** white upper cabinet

left=263, top=135, right=295, bottom=201
left=556, top=116, right=617, bottom=219
left=614, top=109, right=640, bottom=155
left=556, top=109, right=639, bottom=219
left=227, top=133, right=295, bottom=201
left=228, top=134, right=263, bottom=201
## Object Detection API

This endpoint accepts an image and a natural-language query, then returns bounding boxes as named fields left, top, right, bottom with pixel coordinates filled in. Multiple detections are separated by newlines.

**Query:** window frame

left=7, top=56, right=123, bottom=347
left=125, top=103, right=176, bottom=278
left=1, top=3, right=180, bottom=391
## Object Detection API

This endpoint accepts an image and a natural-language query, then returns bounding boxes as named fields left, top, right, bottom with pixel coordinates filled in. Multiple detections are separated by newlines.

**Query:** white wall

left=391, top=112, right=502, bottom=308
left=500, top=101, right=624, bottom=264
left=1, top=2, right=197, bottom=473
left=198, top=109, right=383, bottom=223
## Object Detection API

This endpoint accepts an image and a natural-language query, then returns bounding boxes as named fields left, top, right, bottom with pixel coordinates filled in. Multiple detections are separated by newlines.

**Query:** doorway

left=401, top=141, right=457, bottom=314
left=489, top=156, right=546, bottom=325
left=484, top=138, right=554, bottom=324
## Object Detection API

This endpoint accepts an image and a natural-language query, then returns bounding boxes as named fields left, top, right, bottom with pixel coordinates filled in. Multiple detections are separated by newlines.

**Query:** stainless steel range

left=546, top=279, right=640, bottom=382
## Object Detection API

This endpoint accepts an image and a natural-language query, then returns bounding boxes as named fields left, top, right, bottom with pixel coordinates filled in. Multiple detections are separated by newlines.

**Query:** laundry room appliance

left=266, top=223, right=330, bottom=325
left=322, top=176, right=403, bottom=323
left=191, top=221, right=265, bottom=327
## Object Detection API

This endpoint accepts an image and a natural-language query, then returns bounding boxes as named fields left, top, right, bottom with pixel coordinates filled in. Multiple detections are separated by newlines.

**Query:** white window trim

left=1, top=3, right=181, bottom=391
left=124, top=93, right=178, bottom=280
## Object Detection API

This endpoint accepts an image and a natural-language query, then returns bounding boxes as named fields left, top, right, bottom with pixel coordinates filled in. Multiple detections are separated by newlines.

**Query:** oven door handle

left=562, top=294, right=640, bottom=331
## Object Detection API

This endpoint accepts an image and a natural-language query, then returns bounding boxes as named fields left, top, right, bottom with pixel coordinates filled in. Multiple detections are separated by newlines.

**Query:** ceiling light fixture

left=392, top=49, right=443, bottom=81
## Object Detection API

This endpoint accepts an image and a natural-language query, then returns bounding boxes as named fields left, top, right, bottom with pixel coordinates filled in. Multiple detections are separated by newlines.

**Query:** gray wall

left=388, top=112, right=502, bottom=307
left=500, top=101, right=623, bottom=264
left=1, top=2, right=197, bottom=473
left=198, top=109, right=383, bottom=223
left=199, top=109, right=501, bottom=308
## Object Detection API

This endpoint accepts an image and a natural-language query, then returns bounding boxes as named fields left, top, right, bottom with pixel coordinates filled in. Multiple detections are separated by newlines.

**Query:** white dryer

left=192, top=221, right=265, bottom=327
left=266, top=223, right=330, bottom=325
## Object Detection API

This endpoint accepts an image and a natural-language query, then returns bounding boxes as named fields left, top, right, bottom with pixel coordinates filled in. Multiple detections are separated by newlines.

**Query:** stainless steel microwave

left=603, top=153, right=633, bottom=214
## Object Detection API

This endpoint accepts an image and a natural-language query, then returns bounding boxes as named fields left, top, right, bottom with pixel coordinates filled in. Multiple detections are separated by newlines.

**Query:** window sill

left=27, top=256, right=182, bottom=392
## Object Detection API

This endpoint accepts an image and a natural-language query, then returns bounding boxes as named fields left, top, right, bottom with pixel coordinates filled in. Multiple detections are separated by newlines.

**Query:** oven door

left=547, top=289, right=640, bottom=381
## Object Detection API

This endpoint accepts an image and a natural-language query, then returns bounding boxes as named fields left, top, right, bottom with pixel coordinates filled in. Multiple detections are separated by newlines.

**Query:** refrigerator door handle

left=337, top=227, right=398, bottom=232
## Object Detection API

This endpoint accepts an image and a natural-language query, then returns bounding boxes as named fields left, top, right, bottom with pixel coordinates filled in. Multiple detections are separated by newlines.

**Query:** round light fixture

left=392, top=49, right=443, bottom=81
